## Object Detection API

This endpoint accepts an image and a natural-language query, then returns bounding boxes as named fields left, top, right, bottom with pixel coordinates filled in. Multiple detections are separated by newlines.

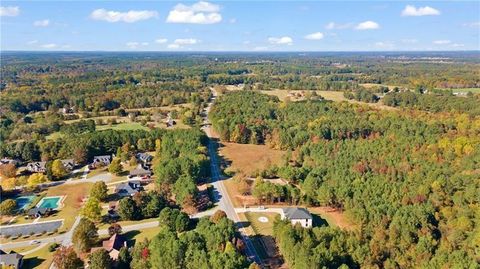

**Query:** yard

left=218, top=142, right=285, bottom=177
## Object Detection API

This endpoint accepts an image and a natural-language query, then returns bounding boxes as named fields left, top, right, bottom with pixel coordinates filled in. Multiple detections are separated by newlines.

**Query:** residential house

left=61, top=159, right=76, bottom=171
left=91, top=234, right=127, bottom=261
left=115, top=181, right=143, bottom=197
left=0, top=250, right=24, bottom=269
left=136, top=152, right=153, bottom=165
left=26, top=162, right=47, bottom=173
left=129, top=165, right=152, bottom=179
left=0, top=158, right=20, bottom=166
left=281, top=207, right=313, bottom=228
left=90, top=155, right=112, bottom=168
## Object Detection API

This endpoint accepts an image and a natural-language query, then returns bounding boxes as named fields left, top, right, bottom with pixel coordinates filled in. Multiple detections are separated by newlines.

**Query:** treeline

left=383, top=91, right=480, bottom=115
left=211, top=90, right=480, bottom=268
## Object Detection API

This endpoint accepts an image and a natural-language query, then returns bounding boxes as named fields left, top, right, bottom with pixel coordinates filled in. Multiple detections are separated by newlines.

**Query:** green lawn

left=96, top=122, right=149, bottom=131
left=244, top=212, right=279, bottom=236
left=448, top=88, right=480, bottom=93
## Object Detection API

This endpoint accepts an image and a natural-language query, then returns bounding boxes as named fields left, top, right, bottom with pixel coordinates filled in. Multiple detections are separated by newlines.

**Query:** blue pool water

left=37, top=197, right=61, bottom=209
left=15, top=195, right=35, bottom=210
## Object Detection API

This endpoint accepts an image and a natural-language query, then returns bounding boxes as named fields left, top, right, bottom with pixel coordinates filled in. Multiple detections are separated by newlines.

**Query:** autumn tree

left=108, top=223, right=122, bottom=236
left=90, top=181, right=108, bottom=201
left=51, top=159, right=68, bottom=178
left=0, top=199, right=17, bottom=215
left=52, top=246, right=83, bottom=269
left=0, top=163, right=17, bottom=178
left=81, top=197, right=102, bottom=221
left=27, top=173, right=48, bottom=187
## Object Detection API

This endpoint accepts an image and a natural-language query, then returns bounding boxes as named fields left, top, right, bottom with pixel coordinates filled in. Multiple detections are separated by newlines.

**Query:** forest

left=210, top=90, right=480, bottom=268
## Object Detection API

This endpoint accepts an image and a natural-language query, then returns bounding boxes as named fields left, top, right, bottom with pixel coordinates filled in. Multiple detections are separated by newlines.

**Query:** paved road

left=202, top=89, right=263, bottom=265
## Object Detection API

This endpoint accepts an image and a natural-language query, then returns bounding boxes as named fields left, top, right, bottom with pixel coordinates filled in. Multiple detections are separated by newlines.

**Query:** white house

left=281, top=207, right=313, bottom=228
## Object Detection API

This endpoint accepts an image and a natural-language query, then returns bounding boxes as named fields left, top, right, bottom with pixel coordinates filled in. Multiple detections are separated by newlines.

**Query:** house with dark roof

left=0, top=249, right=24, bottom=269
left=0, top=158, right=20, bottom=166
left=281, top=207, right=313, bottom=228
left=115, top=181, right=142, bottom=197
left=90, top=155, right=112, bottom=168
left=91, top=234, right=127, bottom=261
left=61, top=159, right=76, bottom=171
left=26, top=162, right=47, bottom=173
left=136, top=152, right=153, bottom=165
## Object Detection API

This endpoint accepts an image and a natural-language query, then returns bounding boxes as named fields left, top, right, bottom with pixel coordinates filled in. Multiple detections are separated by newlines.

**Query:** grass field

left=244, top=212, right=278, bottom=236
left=448, top=88, right=480, bottom=93
left=218, top=142, right=285, bottom=177
left=96, top=122, right=150, bottom=131
left=20, top=243, right=53, bottom=269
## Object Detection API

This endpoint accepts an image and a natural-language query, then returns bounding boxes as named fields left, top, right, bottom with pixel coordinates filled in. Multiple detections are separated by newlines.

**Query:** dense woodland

left=210, top=90, right=480, bottom=268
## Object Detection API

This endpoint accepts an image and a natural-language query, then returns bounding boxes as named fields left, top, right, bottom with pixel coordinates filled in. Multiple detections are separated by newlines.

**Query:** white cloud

left=229, top=18, right=236, bottom=24
left=401, top=5, right=440, bottom=16
left=126, top=42, right=149, bottom=49
left=41, top=43, right=57, bottom=49
left=268, top=36, right=293, bottom=45
left=304, top=32, right=324, bottom=40
left=0, top=6, right=19, bottom=17
left=27, top=40, right=38, bottom=45
left=33, top=19, right=50, bottom=27
left=155, top=38, right=168, bottom=44
left=167, top=38, right=199, bottom=49
left=355, top=21, right=380, bottom=30
left=167, top=44, right=180, bottom=49
left=174, top=38, right=198, bottom=45
left=374, top=41, right=395, bottom=49
left=433, top=40, right=451, bottom=45
left=463, top=21, right=480, bottom=28
left=452, top=43, right=464, bottom=47
left=325, top=22, right=352, bottom=30
left=166, top=1, right=222, bottom=24
left=90, top=9, right=158, bottom=23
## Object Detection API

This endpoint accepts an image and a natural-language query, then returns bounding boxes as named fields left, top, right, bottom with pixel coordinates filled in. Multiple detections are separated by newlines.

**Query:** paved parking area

left=0, top=220, right=63, bottom=237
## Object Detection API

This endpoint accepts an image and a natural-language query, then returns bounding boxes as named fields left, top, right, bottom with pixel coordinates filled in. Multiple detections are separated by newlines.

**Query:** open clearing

left=96, top=122, right=149, bottom=131
left=308, top=206, right=356, bottom=231
left=218, top=142, right=285, bottom=176
left=261, top=89, right=396, bottom=110
left=244, top=212, right=278, bottom=236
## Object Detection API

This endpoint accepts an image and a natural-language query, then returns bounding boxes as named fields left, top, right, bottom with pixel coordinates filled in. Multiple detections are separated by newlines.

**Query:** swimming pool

left=15, top=195, right=36, bottom=210
left=37, top=196, right=62, bottom=210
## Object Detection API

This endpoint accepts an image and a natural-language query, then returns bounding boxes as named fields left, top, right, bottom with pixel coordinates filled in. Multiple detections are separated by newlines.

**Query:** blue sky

left=1, top=1, right=479, bottom=51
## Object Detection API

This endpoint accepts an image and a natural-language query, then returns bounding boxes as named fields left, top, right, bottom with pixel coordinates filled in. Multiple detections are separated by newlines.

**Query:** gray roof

left=282, top=207, right=312, bottom=220
left=129, top=166, right=152, bottom=176
left=0, top=250, right=23, bottom=267
left=27, top=207, right=50, bottom=215
left=115, top=182, right=139, bottom=196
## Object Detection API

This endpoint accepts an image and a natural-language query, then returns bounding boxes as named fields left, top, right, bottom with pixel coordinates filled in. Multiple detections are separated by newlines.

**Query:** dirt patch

left=219, top=142, right=285, bottom=176
left=308, top=206, right=356, bottom=231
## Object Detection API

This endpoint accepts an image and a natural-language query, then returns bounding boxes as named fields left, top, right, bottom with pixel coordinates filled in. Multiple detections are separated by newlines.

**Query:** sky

left=1, top=1, right=479, bottom=51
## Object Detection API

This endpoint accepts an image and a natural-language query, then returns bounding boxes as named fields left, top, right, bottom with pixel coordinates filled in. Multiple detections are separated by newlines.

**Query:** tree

left=72, top=218, right=98, bottom=252
left=90, top=181, right=108, bottom=201
left=118, top=197, right=138, bottom=220
left=89, top=249, right=113, bottom=269
left=173, top=175, right=197, bottom=207
left=108, top=158, right=123, bottom=175
left=0, top=163, right=17, bottom=178
left=52, top=246, right=83, bottom=269
left=108, top=223, right=122, bottom=236
left=0, top=199, right=17, bottom=215
left=117, top=246, right=131, bottom=269
left=210, top=210, right=227, bottom=224
left=73, top=147, right=87, bottom=164
left=27, top=173, right=48, bottom=187
left=52, top=159, right=68, bottom=178
left=81, top=197, right=102, bottom=221
left=130, top=239, right=151, bottom=269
